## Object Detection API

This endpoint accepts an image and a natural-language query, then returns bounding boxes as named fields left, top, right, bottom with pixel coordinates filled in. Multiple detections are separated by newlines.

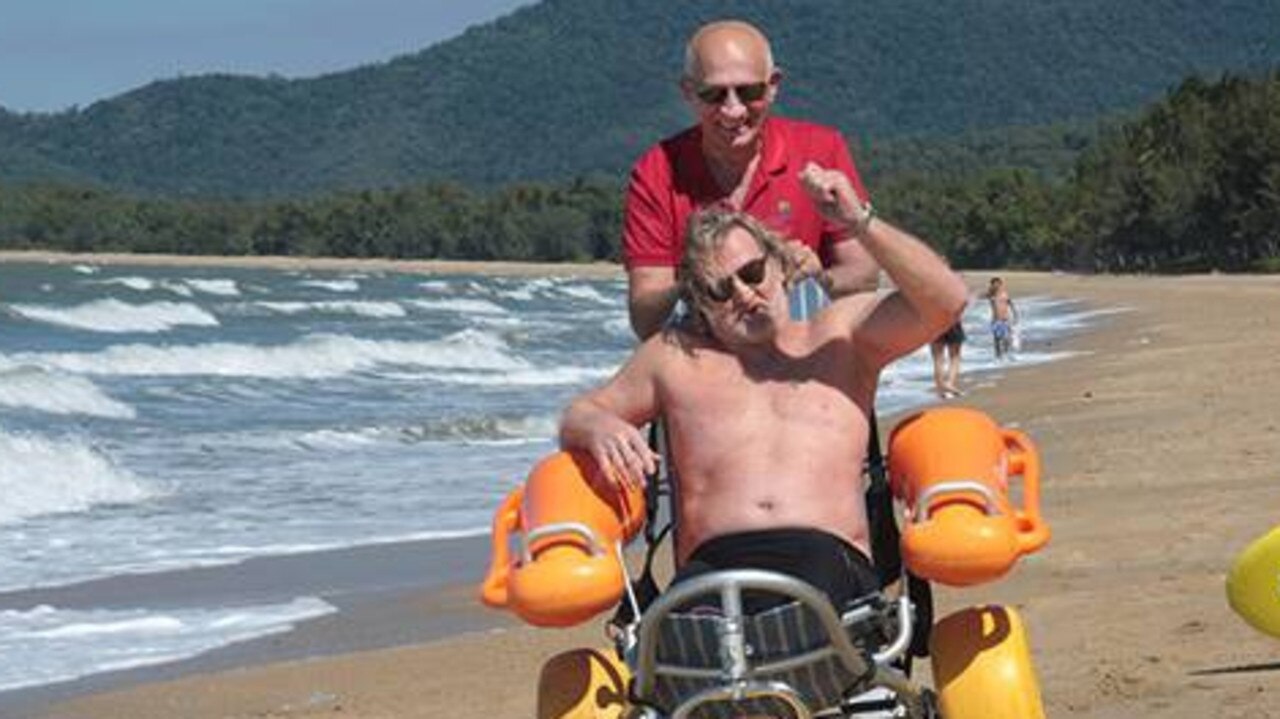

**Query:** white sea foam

left=8, top=299, right=220, bottom=333
left=0, top=431, right=155, bottom=525
left=0, top=597, right=335, bottom=692
left=407, top=297, right=507, bottom=315
left=181, top=278, right=240, bottom=296
left=175, top=414, right=560, bottom=455
left=470, top=314, right=526, bottom=329
left=254, top=300, right=407, bottom=319
left=299, top=278, right=359, bottom=292
left=555, top=284, right=613, bottom=305
left=92, top=276, right=241, bottom=298
left=291, top=428, right=385, bottom=450
left=19, top=329, right=528, bottom=379
left=493, top=277, right=561, bottom=302
left=420, top=364, right=615, bottom=386
left=603, top=316, right=632, bottom=338
left=96, top=276, right=158, bottom=292
left=0, top=360, right=135, bottom=418
left=417, top=280, right=451, bottom=292
left=71, top=264, right=99, bottom=275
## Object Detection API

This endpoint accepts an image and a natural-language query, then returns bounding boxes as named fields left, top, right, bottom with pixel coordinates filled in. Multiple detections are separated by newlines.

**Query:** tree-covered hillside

left=0, top=0, right=1276, bottom=197
left=6, top=73, right=1278, bottom=274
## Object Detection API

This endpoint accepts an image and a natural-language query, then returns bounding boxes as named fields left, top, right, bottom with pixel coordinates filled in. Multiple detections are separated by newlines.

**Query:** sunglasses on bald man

left=694, top=81, right=770, bottom=106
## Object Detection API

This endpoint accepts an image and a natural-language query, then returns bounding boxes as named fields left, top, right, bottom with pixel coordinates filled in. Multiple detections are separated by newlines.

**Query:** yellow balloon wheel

left=1227, top=524, right=1280, bottom=639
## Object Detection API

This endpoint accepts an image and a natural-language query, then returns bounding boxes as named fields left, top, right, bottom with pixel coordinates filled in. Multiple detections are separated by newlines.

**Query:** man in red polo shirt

left=623, top=19, right=881, bottom=339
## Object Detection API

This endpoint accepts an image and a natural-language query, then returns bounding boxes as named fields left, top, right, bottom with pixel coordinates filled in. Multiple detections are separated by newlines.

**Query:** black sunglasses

left=694, top=81, right=769, bottom=106
left=701, top=255, right=770, bottom=303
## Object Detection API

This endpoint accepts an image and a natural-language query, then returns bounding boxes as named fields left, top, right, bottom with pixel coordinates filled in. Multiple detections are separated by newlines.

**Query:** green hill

left=1, top=0, right=1277, bottom=197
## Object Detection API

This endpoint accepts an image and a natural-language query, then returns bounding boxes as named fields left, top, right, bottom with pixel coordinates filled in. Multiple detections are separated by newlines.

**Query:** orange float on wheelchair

left=480, top=450, right=646, bottom=627
left=888, top=406, right=1050, bottom=586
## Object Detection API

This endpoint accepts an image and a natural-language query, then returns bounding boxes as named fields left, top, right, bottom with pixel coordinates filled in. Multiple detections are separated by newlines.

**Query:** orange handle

left=1003, top=429, right=1050, bottom=554
left=480, top=486, right=524, bottom=608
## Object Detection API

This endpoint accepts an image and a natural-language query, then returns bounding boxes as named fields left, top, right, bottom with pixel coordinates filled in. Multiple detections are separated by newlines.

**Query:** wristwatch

left=849, top=201, right=875, bottom=237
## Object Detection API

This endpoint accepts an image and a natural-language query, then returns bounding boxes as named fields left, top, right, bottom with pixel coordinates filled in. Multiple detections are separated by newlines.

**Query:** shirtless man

left=560, top=165, right=966, bottom=609
left=986, top=276, right=1018, bottom=359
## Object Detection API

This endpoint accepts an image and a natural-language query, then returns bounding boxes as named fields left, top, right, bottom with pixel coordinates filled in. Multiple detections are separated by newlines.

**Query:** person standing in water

left=986, top=277, right=1018, bottom=359
left=930, top=317, right=965, bottom=397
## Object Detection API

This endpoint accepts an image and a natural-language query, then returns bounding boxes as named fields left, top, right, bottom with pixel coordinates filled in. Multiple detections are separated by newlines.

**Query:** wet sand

left=13, top=269, right=1280, bottom=718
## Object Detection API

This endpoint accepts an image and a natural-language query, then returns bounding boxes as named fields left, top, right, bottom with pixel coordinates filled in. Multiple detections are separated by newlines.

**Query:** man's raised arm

left=799, top=162, right=967, bottom=364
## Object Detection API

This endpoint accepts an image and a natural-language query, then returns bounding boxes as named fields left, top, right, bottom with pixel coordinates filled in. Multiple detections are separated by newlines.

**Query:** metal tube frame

left=627, top=569, right=931, bottom=718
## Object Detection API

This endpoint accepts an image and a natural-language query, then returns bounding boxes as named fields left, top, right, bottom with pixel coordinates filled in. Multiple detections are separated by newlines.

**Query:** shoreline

left=16, top=271, right=1280, bottom=718
left=0, top=249, right=626, bottom=279
left=0, top=533, right=510, bottom=715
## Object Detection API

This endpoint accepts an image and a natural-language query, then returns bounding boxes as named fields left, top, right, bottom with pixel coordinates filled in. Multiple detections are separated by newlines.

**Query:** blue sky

left=0, top=0, right=535, bottom=113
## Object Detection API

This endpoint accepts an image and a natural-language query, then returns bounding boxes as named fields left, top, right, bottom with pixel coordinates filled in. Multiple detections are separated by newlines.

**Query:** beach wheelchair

left=482, top=407, right=1050, bottom=718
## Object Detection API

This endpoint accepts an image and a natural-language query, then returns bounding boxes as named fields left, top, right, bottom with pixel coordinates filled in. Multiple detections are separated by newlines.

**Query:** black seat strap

left=864, top=411, right=934, bottom=662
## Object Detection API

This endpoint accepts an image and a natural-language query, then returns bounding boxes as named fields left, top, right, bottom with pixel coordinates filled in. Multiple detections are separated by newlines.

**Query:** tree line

left=1, top=73, right=1277, bottom=273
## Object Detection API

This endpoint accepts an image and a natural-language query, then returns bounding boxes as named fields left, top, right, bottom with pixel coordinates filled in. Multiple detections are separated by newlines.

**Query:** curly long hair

left=674, top=210, right=796, bottom=336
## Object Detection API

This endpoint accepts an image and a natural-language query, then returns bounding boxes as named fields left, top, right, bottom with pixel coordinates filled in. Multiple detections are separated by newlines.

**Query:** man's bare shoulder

left=652, top=323, right=715, bottom=359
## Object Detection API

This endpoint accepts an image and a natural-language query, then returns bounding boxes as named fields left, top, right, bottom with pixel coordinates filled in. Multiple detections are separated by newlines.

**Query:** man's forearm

left=559, top=397, right=608, bottom=450
left=822, top=263, right=880, bottom=297
left=851, top=218, right=966, bottom=325
left=823, top=236, right=881, bottom=297
left=628, top=283, right=680, bottom=340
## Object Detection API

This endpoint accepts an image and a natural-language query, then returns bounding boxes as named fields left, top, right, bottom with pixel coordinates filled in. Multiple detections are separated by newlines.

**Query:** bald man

left=622, top=19, right=881, bottom=339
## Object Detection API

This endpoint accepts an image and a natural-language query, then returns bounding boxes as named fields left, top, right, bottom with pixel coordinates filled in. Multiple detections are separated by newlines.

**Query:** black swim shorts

left=937, top=321, right=965, bottom=346
left=673, top=527, right=880, bottom=613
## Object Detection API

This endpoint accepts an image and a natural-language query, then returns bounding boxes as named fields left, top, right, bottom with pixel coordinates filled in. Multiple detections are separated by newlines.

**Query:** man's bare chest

left=660, top=353, right=865, bottom=426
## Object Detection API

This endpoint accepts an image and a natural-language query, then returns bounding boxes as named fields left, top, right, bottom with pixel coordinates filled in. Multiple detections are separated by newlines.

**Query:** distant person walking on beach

left=986, top=277, right=1018, bottom=359
left=930, top=318, right=965, bottom=398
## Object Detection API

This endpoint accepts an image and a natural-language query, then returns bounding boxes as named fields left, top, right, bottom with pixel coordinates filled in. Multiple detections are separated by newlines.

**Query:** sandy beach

left=11, top=262, right=1280, bottom=718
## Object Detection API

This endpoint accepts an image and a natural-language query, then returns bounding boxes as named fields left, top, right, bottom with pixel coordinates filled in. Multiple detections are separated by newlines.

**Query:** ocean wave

left=299, top=278, right=359, bottom=292
left=0, top=431, right=155, bottom=525
left=8, top=299, right=220, bottom=333
left=417, top=279, right=451, bottom=293
left=419, top=364, right=615, bottom=386
left=309, top=414, right=558, bottom=448
left=95, top=276, right=165, bottom=293
left=253, top=300, right=407, bottom=318
left=18, top=329, right=529, bottom=379
left=554, top=283, right=615, bottom=304
left=181, top=278, right=240, bottom=297
left=89, top=276, right=240, bottom=298
left=0, top=597, right=335, bottom=692
left=0, top=360, right=135, bottom=418
left=179, top=413, right=558, bottom=454
left=494, top=277, right=558, bottom=301
left=603, top=316, right=632, bottom=338
left=407, top=297, right=507, bottom=315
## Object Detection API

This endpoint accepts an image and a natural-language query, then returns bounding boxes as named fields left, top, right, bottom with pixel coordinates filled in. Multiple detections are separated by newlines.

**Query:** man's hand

left=782, top=239, right=823, bottom=286
left=582, top=415, right=661, bottom=492
left=799, top=162, right=871, bottom=233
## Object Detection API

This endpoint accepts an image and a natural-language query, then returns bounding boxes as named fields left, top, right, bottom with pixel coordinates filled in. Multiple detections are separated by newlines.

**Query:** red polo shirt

left=622, top=117, right=869, bottom=269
